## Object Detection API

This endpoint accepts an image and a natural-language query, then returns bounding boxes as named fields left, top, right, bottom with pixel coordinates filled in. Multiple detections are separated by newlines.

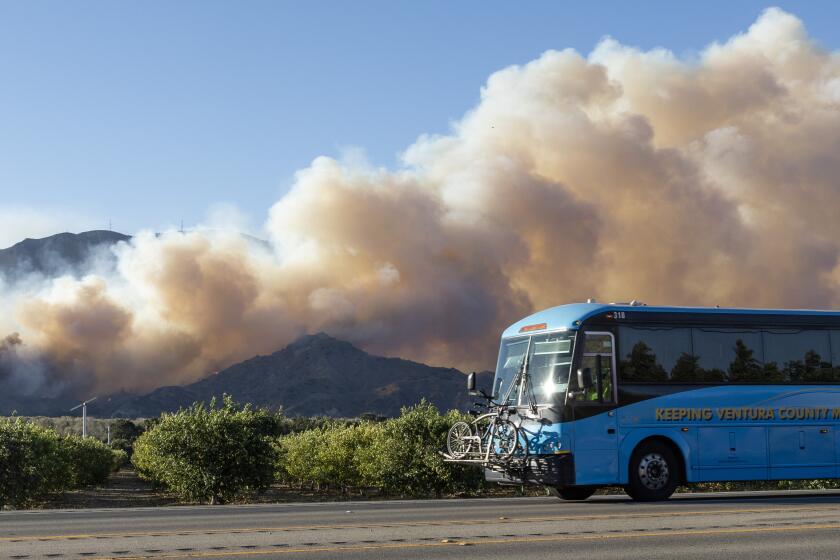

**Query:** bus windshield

left=493, top=331, right=576, bottom=405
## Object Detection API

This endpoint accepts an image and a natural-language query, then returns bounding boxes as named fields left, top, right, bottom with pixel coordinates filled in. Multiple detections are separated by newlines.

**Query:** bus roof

left=501, top=303, right=840, bottom=338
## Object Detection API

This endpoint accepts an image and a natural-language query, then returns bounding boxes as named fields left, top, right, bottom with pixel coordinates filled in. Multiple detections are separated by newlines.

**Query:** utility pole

left=107, top=424, right=111, bottom=445
left=70, top=397, right=97, bottom=438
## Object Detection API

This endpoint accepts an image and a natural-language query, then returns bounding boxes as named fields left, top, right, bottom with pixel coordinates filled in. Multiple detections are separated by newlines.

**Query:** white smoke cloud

left=5, top=8, right=840, bottom=397
left=203, top=202, right=253, bottom=233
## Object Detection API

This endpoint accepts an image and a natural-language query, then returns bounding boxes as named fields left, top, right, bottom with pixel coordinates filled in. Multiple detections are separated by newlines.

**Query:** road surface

left=3, top=491, right=840, bottom=559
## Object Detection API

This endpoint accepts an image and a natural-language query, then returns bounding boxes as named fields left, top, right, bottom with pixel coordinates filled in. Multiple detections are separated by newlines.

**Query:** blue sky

left=1, top=1, right=839, bottom=244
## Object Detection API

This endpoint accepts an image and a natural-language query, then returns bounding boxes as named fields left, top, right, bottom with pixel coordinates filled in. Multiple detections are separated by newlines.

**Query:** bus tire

left=549, top=486, right=597, bottom=501
left=625, top=440, right=679, bottom=501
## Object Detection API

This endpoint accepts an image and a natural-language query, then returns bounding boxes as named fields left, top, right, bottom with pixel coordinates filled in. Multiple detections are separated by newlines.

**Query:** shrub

left=276, top=401, right=483, bottom=497
left=347, top=422, right=384, bottom=489
left=109, top=438, right=133, bottom=455
left=355, top=401, right=483, bottom=496
left=276, top=427, right=325, bottom=488
left=277, top=415, right=349, bottom=436
left=132, top=395, right=281, bottom=504
left=109, top=419, right=145, bottom=456
left=276, top=421, right=382, bottom=492
left=111, top=418, right=145, bottom=441
left=111, top=449, right=129, bottom=471
left=0, top=418, right=70, bottom=508
left=61, top=435, right=117, bottom=487
left=315, top=422, right=381, bottom=491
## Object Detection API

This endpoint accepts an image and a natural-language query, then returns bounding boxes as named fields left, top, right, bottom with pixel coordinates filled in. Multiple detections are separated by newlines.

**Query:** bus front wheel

left=625, top=441, right=679, bottom=501
left=549, top=486, right=596, bottom=501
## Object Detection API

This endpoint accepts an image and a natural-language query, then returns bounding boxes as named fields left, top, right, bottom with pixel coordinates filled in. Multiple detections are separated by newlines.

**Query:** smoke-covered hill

left=0, top=230, right=129, bottom=284
left=96, top=333, right=492, bottom=418
left=0, top=232, right=493, bottom=418
left=0, top=235, right=494, bottom=418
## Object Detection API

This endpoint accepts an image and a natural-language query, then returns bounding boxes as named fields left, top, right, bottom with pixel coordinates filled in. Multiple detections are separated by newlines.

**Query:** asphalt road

left=3, top=491, right=840, bottom=560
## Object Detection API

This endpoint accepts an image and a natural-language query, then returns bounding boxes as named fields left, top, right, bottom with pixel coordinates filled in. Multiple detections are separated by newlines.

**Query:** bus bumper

left=484, top=453, right=575, bottom=487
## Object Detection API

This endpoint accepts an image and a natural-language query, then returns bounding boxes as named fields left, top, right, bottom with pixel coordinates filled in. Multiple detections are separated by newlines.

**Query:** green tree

left=670, top=353, right=727, bottom=382
left=277, top=415, right=338, bottom=436
left=276, top=421, right=383, bottom=492
left=109, top=419, right=146, bottom=456
left=276, top=427, right=326, bottom=489
left=783, top=359, right=805, bottom=383
left=61, top=435, right=117, bottom=487
left=0, top=418, right=71, bottom=508
left=620, top=342, right=667, bottom=381
left=111, top=449, right=129, bottom=470
left=111, top=418, right=144, bottom=441
left=728, top=339, right=764, bottom=381
left=803, top=351, right=834, bottom=382
left=354, top=401, right=483, bottom=496
left=670, top=353, right=701, bottom=382
left=317, top=422, right=378, bottom=491
left=763, top=361, right=783, bottom=382
left=132, top=395, right=281, bottom=504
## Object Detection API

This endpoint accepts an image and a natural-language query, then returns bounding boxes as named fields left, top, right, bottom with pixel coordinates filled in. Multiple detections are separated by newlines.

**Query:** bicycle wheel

left=446, top=421, right=473, bottom=459
left=493, top=419, right=520, bottom=460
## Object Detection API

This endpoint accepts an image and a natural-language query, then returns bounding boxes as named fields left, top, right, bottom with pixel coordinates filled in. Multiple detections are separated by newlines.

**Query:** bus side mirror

left=467, top=372, right=477, bottom=395
left=577, top=368, right=593, bottom=390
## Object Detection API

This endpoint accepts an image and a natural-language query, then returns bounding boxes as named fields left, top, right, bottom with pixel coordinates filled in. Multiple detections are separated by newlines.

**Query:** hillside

left=0, top=392, right=77, bottom=417
left=0, top=230, right=129, bottom=282
left=102, top=333, right=492, bottom=418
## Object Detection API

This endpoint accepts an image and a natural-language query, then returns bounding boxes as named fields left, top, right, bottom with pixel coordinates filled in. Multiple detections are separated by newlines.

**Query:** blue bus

left=445, top=302, right=840, bottom=501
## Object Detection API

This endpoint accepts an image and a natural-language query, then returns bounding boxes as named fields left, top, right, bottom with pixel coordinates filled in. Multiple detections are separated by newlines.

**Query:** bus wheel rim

left=638, top=453, right=669, bottom=490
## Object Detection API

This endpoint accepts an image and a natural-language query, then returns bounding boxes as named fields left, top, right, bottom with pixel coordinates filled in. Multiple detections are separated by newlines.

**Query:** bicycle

left=446, top=353, right=534, bottom=464
left=446, top=405, right=522, bottom=462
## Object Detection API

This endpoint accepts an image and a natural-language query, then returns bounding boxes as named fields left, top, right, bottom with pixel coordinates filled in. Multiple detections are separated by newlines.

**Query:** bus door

left=570, top=331, right=619, bottom=484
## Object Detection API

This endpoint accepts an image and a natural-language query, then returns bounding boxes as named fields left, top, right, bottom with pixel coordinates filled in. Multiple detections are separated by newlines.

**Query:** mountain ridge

left=96, top=332, right=492, bottom=418
left=0, top=230, right=130, bottom=283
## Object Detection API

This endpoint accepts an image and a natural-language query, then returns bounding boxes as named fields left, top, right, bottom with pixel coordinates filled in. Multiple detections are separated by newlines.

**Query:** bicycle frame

left=444, top=407, right=525, bottom=464
left=466, top=412, right=506, bottom=463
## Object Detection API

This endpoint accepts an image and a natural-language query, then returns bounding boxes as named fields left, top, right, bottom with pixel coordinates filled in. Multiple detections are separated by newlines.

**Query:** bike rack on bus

left=441, top=347, right=544, bottom=481
left=440, top=420, right=533, bottom=477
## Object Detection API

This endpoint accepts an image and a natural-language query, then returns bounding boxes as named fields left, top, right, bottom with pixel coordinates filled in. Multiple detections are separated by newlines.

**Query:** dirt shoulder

left=37, top=469, right=546, bottom=509
left=42, top=469, right=179, bottom=509
left=32, top=469, right=839, bottom=510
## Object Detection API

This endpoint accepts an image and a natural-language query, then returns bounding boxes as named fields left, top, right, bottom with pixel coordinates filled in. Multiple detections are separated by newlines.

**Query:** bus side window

left=578, top=333, right=614, bottom=403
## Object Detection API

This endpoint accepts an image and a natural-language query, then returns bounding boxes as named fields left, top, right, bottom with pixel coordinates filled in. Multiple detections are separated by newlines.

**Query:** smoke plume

left=6, top=8, right=840, bottom=396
